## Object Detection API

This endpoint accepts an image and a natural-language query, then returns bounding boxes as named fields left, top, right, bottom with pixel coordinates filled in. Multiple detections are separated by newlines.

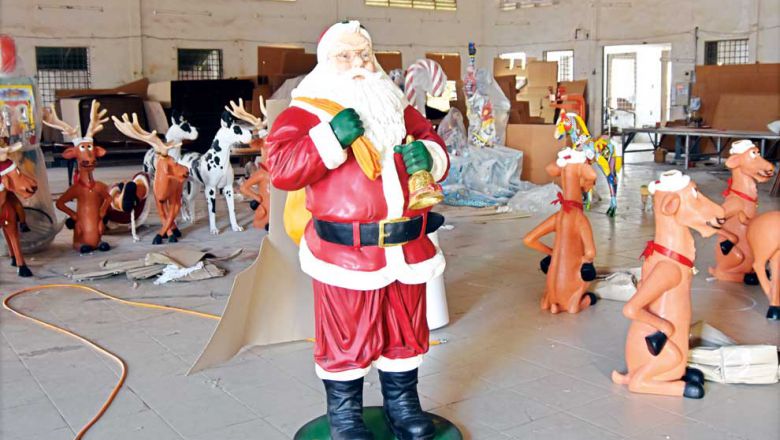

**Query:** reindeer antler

left=225, top=98, right=264, bottom=130
left=85, top=100, right=109, bottom=139
left=258, top=96, right=267, bottom=119
left=0, top=141, right=23, bottom=161
left=42, top=104, right=79, bottom=139
left=112, top=113, right=175, bottom=155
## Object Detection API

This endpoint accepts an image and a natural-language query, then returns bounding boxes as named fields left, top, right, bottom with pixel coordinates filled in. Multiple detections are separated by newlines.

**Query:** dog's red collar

left=551, top=192, right=583, bottom=213
left=722, top=178, right=758, bottom=204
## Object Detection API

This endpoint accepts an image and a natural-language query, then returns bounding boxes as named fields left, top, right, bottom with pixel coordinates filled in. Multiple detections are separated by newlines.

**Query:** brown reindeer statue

left=1, top=142, right=38, bottom=276
left=523, top=147, right=599, bottom=314
left=747, top=211, right=780, bottom=320
left=710, top=140, right=776, bottom=285
left=43, top=99, right=112, bottom=253
left=613, top=170, right=726, bottom=399
left=112, top=113, right=189, bottom=244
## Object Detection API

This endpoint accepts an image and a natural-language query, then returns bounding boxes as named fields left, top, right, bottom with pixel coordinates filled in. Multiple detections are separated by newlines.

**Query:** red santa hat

left=317, top=20, right=372, bottom=65
left=729, top=139, right=755, bottom=155
left=648, top=170, right=691, bottom=194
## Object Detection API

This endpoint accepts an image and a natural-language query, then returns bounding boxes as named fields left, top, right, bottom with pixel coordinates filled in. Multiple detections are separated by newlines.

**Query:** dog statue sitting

left=613, top=170, right=725, bottom=399
left=523, top=147, right=599, bottom=314
left=710, top=140, right=775, bottom=285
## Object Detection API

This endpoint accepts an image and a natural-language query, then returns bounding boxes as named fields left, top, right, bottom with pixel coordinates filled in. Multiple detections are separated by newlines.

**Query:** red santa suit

left=267, top=96, right=449, bottom=380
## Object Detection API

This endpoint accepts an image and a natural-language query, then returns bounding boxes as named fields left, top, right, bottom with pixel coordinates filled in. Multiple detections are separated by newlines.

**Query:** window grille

left=35, top=47, right=90, bottom=106
left=544, top=50, right=574, bottom=82
left=177, top=49, right=224, bottom=80
left=704, top=39, right=749, bottom=65
left=365, top=1, right=456, bottom=11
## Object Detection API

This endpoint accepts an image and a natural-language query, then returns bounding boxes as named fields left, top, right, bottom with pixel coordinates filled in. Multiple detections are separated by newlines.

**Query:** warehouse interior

left=1, top=1, right=779, bottom=439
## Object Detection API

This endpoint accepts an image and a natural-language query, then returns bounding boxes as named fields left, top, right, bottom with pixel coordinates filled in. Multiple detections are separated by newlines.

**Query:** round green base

left=294, top=406, right=462, bottom=440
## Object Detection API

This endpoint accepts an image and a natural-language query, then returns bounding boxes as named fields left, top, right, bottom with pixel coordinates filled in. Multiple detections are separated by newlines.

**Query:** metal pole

left=685, top=135, right=690, bottom=169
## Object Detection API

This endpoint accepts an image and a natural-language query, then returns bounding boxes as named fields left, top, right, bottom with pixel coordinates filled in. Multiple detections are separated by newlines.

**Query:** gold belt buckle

left=378, top=216, right=410, bottom=248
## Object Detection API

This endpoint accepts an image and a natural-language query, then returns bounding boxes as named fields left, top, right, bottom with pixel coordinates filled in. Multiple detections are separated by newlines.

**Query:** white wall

left=1, top=0, right=778, bottom=130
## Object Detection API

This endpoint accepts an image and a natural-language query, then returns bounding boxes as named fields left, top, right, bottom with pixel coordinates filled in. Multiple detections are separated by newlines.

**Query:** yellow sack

left=283, top=188, right=311, bottom=245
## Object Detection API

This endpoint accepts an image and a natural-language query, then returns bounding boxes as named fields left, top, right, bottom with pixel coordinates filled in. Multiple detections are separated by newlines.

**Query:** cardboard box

left=508, top=101, right=531, bottom=124
left=56, top=78, right=150, bottom=100
left=518, top=86, right=556, bottom=123
left=493, top=57, right=525, bottom=77
left=526, top=61, right=558, bottom=88
left=375, top=52, right=403, bottom=72
left=257, top=46, right=305, bottom=77
left=494, top=75, right=517, bottom=103
left=505, top=123, right=566, bottom=184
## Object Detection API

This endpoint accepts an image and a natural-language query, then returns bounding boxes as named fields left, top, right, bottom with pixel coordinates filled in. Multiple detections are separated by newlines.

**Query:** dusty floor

left=1, top=150, right=779, bottom=440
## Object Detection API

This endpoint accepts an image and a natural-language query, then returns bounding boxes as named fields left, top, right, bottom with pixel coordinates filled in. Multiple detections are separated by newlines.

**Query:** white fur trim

left=315, top=364, right=371, bottom=381
left=317, top=21, right=372, bottom=64
left=72, top=137, right=93, bottom=146
left=0, top=161, right=16, bottom=177
left=309, top=121, right=348, bottom=170
left=648, top=170, right=691, bottom=194
left=729, top=139, right=755, bottom=155
left=421, top=140, right=447, bottom=182
left=374, top=355, right=424, bottom=372
left=0, top=183, right=4, bottom=191
left=299, top=235, right=446, bottom=291
left=555, top=147, right=587, bottom=168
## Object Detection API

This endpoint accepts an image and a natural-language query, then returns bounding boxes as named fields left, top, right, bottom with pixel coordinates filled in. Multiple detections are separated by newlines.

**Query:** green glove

left=393, top=140, right=433, bottom=175
left=329, top=108, right=364, bottom=148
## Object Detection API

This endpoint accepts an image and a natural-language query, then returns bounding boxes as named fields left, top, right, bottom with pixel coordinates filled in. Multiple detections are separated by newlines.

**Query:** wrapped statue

left=265, top=21, right=455, bottom=440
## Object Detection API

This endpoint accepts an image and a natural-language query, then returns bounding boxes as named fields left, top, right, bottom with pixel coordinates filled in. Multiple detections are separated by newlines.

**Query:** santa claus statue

left=266, top=21, right=449, bottom=440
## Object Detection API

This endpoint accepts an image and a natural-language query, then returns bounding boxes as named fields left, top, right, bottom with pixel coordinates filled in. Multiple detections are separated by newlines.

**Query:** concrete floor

left=1, top=151, right=779, bottom=440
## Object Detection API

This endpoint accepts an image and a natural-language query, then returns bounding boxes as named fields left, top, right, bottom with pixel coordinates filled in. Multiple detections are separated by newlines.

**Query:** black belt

left=313, top=212, right=445, bottom=248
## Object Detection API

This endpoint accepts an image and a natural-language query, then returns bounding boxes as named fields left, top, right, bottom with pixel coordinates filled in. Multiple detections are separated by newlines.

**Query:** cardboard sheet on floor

left=190, top=98, right=314, bottom=374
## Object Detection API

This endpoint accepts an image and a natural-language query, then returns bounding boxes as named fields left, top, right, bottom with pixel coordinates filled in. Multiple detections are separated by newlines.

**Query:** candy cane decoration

left=404, top=59, right=447, bottom=114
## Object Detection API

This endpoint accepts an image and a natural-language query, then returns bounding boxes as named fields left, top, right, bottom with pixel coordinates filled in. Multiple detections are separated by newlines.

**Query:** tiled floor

left=1, top=151, right=779, bottom=439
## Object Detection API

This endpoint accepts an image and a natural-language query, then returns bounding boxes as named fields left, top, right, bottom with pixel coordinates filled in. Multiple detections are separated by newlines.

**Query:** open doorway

left=603, top=43, right=671, bottom=132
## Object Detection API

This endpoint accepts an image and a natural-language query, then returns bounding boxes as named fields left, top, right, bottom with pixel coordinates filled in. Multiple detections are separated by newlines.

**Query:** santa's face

left=328, top=33, right=376, bottom=79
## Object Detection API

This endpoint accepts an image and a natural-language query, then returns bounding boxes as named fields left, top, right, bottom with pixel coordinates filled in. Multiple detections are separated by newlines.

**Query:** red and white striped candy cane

left=405, top=59, right=447, bottom=113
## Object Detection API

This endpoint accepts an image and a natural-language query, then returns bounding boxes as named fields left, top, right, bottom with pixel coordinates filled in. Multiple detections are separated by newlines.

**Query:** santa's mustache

left=339, top=67, right=382, bottom=81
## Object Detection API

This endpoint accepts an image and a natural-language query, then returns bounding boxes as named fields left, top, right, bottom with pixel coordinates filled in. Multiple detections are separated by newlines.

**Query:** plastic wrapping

left=441, top=144, right=523, bottom=207
left=436, top=108, right=468, bottom=156
left=507, top=182, right=563, bottom=216
left=464, top=68, right=510, bottom=147
left=1, top=35, right=62, bottom=255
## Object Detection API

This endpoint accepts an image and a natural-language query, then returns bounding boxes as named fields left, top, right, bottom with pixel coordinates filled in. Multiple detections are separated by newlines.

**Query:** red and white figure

left=404, top=58, right=447, bottom=115
left=266, top=20, right=449, bottom=440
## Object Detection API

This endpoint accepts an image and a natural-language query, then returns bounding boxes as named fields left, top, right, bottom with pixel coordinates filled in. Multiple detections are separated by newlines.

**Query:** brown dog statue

left=1, top=142, right=38, bottom=276
left=746, top=211, right=780, bottom=320
left=710, top=140, right=776, bottom=284
left=239, top=143, right=270, bottom=231
left=43, top=100, right=112, bottom=253
left=613, top=170, right=726, bottom=399
left=523, top=147, right=599, bottom=314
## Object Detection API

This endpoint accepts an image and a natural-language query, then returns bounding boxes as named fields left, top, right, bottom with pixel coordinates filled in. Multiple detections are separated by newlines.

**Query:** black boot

left=378, top=369, right=435, bottom=440
left=323, top=378, right=373, bottom=440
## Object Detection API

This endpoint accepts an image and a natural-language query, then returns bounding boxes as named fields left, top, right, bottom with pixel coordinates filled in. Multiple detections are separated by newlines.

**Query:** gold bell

left=405, top=135, right=444, bottom=210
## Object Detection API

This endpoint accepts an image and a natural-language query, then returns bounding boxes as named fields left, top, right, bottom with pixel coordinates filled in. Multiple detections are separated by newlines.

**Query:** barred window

left=500, top=0, right=558, bottom=10
left=177, top=49, right=223, bottom=80
left=704, top=39, right=749, bottom=65
left=35, top=47, right=90, bottom=106
left=365, top=1, right=456, bottom=11
left=544, top=50, right=574, bottom=82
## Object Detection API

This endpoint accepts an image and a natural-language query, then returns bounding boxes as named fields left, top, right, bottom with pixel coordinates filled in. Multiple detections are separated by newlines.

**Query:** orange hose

left=2, top=283, right=219, bottom=439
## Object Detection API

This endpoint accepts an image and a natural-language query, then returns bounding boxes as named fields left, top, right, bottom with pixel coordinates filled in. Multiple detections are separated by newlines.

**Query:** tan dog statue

left=613, top=170, right=726, bottom=399
left=524, top=147, right=599, bottom=314
left=746, top=211, right=780, bottom=320
left=710, top=140, right=775, bottom=284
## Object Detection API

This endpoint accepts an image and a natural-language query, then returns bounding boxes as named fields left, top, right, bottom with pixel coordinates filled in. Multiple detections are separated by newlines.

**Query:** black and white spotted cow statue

left=179, top=110, right=252, bottom=234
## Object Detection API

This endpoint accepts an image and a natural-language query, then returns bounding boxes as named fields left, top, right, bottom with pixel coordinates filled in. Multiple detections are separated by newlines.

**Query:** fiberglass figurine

left=709, top=140, right=775, bottom=285
left=265, top=20, right=451, bottom=440
left=43, top=100, right=113, bottom=254
left=523, top=147, right=599, bottom=314
left=1, top=142, right=37, bottom=276
left=746, top=211, right=780, bottom=320
left=613, top=170, right=725, bottom=399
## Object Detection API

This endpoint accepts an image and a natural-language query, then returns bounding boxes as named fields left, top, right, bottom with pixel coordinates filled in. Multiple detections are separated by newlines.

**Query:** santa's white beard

left=292, top=65, right=408, bottom=155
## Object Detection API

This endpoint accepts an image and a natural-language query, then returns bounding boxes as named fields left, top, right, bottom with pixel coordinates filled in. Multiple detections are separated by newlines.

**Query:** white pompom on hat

left=317, top=20, right=373, bottom=64
left=648, top=170, right=691, bottom=194
left=729, top=139, right=755, bottom=155
left=555, top=147, right=588, bottom=168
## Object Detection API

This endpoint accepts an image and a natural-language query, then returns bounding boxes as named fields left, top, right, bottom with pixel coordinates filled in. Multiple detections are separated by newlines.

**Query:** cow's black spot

left=214, top=156, right=220, bottom=165
left=210, top=198, right=216, bottom=213
left=233, top=125, right=242, bottom=135
left=211, top=139, right=221, bottom=152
